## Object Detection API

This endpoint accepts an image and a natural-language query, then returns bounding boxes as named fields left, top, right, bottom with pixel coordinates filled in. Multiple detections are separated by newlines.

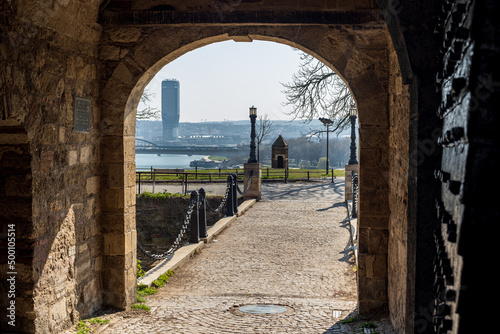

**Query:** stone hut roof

left=272, top=135, right=288, bottom=147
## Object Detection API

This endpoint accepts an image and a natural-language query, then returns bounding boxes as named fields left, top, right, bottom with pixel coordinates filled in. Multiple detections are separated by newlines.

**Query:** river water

left=135, top=153, right=205, bottom=171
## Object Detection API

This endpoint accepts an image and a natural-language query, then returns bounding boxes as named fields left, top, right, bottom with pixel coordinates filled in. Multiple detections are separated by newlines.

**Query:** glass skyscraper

left=161, top=79, right=180, bottom=141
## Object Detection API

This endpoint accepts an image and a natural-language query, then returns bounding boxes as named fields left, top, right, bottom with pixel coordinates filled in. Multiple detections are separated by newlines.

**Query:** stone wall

left=387, top=42, right=411, bottom=333
left=0, top=2, right=103, bottom=333
left=136, top=195, right=228, bottom=270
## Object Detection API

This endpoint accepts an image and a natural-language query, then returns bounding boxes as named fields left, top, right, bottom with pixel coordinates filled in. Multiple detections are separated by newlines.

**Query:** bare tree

left=281, top=52, right=354, bottom=136
left=256, top=114, right=274, bottom=163
left=137, top=88, right=160, bottom=120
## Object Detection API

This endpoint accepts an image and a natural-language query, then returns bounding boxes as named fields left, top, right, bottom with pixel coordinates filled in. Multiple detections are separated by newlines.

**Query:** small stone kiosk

left=271, top=135, right=289, bottom=169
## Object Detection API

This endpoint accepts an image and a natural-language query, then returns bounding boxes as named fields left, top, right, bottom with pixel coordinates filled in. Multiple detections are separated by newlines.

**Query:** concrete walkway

left=136, top=177, right=345, bottom=199
left=80, top=181, right=396, bottom=334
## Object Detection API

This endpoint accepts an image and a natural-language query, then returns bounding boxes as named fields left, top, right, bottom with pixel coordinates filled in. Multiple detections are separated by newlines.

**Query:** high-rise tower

left=161, top=79, right=180, bottom=141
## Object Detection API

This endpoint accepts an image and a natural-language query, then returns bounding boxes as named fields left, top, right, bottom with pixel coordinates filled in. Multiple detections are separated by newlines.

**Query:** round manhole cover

left=238, top=304, right=289, bottom=315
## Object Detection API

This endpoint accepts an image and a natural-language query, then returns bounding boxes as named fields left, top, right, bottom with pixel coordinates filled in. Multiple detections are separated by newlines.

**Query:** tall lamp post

left=319, top=117, right=334, bottom=174
left=348, top=105, right=358, bottom=165
left=248, top=106, right=258, bottom=163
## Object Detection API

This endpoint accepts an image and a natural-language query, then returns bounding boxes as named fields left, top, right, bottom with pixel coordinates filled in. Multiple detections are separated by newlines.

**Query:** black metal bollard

left=226, top=175, right=234, bottom=216
left=232, top=173, right=238, bottom=214
left=189, top=190, right=200, bottom=243
left=198, top=188, right=208, bottom=239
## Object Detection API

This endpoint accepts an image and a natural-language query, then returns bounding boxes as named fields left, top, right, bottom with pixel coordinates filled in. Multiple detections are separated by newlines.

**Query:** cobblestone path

left=100, top=197, right=362, bottom=333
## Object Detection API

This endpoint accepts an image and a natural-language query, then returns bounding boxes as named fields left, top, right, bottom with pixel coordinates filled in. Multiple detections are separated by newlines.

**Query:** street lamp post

left=319, top=117, right=334, bottom=174
left=248, top=106, right=258, bottom=163
left=348, top=105, right=358, bottom=165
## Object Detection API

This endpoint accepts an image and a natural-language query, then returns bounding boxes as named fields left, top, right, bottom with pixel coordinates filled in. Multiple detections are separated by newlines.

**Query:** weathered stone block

left=86, top=176, right=100, bottom=195
left=41, top=124, right=58, bottom=145
left=100, top=136, right=124, bottom=163
left=358, top=299, right=388, bottom=315
left=49, top=298, right=67, bottom=323
left=102, top=267, right=127, bottom=295
left=101, top=189, right=125, bottom=209
left=40, top=150, right=54, bottom=171
left=359, top=188, right=389, bottom=215
left=358, top=227, right=389, bottom=254
left=68, top=150, right=78, bottom=166
left=107, top=27, right=143, bottom=43
left=103, top=233, right=125, bottom=256
left=80, top=146, right=90, bottom=163
left=108, top=163, right=125, bottom=189
left=358, top=215, right=389, bottom=229
left=358, top=276, right=387, bottom=301
left=100, top=45, right=121, bottom=61
left=113, top=62, right=134, bottom=85
left=358, top=252, right=387, bottom=279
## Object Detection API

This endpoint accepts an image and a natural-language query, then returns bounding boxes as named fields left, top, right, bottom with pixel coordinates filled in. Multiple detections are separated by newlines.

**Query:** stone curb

left=138, top=199, right=257, bottom=287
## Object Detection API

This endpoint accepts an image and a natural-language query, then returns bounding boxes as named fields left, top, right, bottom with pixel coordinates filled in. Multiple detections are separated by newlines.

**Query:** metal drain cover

left=238, top=304, right=288, bottom=314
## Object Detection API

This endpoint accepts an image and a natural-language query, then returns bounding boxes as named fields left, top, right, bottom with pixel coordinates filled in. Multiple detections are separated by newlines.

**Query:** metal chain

left=352, top=173, right=359, bottom=217
left=206, top=182, right=231, bottom=214
left=236, top=170, right=253, bottom=195
left=137, top=198, right=197, bottom=261
left=138, top=170, right=253, bottom=260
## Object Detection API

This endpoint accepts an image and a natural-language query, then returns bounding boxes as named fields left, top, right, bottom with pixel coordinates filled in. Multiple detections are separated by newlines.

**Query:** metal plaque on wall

left=74, top=97, right=91, bottom=133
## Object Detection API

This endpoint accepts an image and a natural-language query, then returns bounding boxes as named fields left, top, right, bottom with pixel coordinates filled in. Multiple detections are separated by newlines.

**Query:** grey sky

left=137, top=40, right=304, bottom=122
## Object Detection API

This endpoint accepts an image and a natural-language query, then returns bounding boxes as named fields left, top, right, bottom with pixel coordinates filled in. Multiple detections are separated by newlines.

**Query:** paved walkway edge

left=138, top=199, right=257, bottom=287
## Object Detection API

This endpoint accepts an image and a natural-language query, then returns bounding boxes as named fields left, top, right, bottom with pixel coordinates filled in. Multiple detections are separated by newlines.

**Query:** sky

left=137, top=40, right=305, bottom=123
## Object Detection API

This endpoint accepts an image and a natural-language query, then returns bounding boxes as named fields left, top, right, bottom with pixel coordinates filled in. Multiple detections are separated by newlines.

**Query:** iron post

left=319, top=117, right=334, bottom=174
left=349, top=105, right=358, bottom=165
left=248, top=106, right=258, bottom=163
left=232, top=174, right=238, bottom=214
left=226, top=175, right=234, bottom=216
left=189, top=190, right=200, bottom=243
left=198, top=188, right=207, bottom=239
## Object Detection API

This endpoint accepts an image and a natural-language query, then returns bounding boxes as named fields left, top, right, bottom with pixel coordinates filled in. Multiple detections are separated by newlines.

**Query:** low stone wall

left=136, top=195, right=238, bottom=270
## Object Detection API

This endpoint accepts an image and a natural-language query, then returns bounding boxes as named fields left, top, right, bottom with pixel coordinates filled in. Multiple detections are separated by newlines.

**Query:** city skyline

left=137, top=40, right=304, bottom=123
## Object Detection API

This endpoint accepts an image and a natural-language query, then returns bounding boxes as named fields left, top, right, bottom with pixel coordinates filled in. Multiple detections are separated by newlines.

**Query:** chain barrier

left=137, top=196, right=197, bottom=261
left=205, top=182, right=231, bottom=214
left=137, top=171, right=253, bottom=261
left=352, top=171, right=358, bottom=218
left=236, top=169, right=253, bottom=195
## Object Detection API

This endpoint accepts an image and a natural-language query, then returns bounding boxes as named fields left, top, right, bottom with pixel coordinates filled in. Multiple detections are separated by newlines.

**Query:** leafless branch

left=137, top=88, right=160, bottom=120
left=256, top=114, right=274, bottom=163
left=256, top=114, right=274, bottom=145
left=281, top=52, right=354, bottom=134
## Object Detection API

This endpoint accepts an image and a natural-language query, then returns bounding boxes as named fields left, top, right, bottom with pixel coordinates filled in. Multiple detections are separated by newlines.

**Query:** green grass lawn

left=136, top=168, right=345, bottom=181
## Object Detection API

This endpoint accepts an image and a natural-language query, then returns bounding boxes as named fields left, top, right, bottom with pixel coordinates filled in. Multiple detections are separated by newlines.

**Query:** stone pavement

left=137, top=177, right=346, bottom=200
left=81, top=181, right=396, bottom=334
left=261, top=178, right=345, bottom=202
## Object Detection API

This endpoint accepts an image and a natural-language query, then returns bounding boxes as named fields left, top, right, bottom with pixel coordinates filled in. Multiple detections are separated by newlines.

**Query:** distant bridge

left=135, top=138, right=243, bottom=155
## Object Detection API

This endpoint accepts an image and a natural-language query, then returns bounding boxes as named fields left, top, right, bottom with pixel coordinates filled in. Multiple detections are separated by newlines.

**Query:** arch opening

left=99, top=23, right=411, bottom=329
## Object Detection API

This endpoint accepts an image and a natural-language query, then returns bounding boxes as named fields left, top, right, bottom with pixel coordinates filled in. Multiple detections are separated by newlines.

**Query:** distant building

left=161, top=79, right=180, bottom=141
left=272, top=135, right=288, bottom=169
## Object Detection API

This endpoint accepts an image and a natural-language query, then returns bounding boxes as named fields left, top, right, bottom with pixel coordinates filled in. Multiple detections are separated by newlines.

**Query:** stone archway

left=98, top=21, right=410, bottom=325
